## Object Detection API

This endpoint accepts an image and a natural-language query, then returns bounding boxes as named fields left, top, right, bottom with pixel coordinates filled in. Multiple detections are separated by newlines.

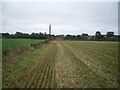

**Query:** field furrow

left=60, top=41, right=118, bottom=87
left=4, top=42, right=58, bottom=88
left=3, top=41, right=119, bottom=88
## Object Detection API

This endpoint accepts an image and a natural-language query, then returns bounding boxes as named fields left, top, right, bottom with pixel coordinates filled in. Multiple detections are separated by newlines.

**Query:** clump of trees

left=64, top=31, right=120, bottom=41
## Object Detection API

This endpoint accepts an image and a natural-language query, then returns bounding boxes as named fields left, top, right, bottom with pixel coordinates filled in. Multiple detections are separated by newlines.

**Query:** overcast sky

left=1, top=2, right=118, bottom=35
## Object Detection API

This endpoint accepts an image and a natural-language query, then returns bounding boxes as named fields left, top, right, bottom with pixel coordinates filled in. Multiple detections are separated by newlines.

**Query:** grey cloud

left=2, top=2, right=118, bottom=35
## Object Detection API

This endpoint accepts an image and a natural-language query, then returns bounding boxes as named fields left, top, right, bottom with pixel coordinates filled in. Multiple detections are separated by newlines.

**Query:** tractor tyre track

left=55, top=41, right=80, bottom=88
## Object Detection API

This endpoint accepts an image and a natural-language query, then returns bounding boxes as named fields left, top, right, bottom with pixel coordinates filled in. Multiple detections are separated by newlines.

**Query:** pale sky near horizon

left=1, top=2, right=118, bottom=35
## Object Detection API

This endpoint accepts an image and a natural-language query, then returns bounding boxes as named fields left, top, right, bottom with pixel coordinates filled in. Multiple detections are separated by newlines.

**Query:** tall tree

left=107, top=32, right=114, bottom=37
left=95, top=31, right=101, bottom=40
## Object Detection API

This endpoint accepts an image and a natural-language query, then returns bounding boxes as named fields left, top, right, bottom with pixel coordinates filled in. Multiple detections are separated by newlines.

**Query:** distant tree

left=24, top=33, right=30, bottom=38
left=39, top=32, right=43, bottom=35
left=77, top=35, right=81, bottom=40
left=71, top=35, right=78, bottom=40
left=31, top=32, right=36, bottom=39
left=95, top=31, right=101, bottom=37
left=81, top=33, right=89, bottom=40
left=15, top=32, right=23, bottom=38
left=95, top=31, right=102, bottom=40
left=90, top=36, right=96, bottom=41
left=64, top=35, right=72, bottom=40
left=82, top=33, right=88, bottom=36
left=107, top=32, right=114, bottom=37
left=2, top=33, right=10, bottom=38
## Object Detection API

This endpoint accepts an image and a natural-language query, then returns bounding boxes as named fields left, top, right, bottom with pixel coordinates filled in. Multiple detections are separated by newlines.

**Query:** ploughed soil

left=2, top=41, right=119, bottom=88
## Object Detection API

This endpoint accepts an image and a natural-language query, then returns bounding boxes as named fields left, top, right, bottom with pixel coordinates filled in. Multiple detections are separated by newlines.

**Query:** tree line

left=1, top=31, right=120, bottom=41
left=1, top=32, right=54, bottom=39
left=64, top=31, right=120, bottom=41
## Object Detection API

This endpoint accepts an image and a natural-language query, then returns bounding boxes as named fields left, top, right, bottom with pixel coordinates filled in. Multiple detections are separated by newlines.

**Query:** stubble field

left=3, top=41, right=119, bottom=88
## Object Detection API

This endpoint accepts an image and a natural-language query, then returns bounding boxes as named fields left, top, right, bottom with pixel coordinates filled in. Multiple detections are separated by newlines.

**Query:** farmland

left=2, top=41, right=119, bottom=88
left=2, top=39, right=45, bottom=51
